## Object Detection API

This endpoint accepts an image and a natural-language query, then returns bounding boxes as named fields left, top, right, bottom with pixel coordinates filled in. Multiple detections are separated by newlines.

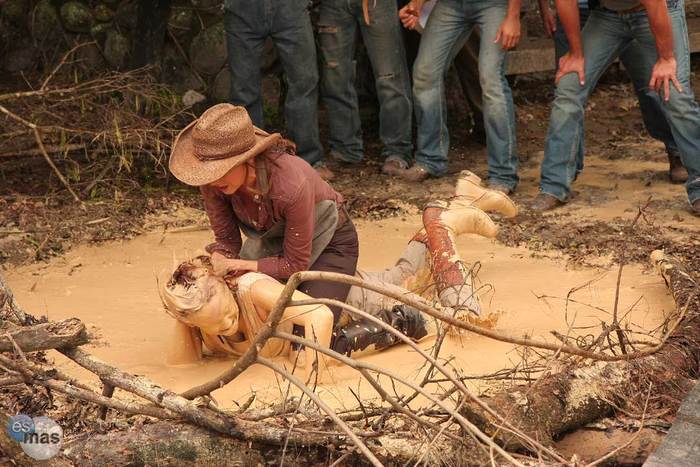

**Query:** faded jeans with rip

left=318, top=0, right=413, bottom=164
left=412, top=0, right=518, bottom=186
left=541, top=0, right=700, bottom=205
left=224, top=0, right=323, bottom=166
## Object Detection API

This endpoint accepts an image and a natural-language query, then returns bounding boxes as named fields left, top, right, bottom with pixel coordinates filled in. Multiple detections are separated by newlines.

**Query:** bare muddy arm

left=167, top=321, right=203, bottom=365
left=251, top=279, right=334, bottom=379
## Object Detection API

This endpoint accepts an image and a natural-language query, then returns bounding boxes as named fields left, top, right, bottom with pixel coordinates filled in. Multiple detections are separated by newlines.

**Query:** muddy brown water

left=5, top=215, right=674, bottom=411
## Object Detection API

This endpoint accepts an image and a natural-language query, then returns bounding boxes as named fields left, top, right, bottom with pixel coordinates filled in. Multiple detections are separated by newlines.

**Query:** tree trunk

left=463, top=251, right=700, bottom=450
left=0, top=318, right=88, bottom=352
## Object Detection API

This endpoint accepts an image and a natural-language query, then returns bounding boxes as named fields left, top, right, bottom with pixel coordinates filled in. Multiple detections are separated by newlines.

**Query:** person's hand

left=556, top=52, right=585, bottom=86
left=495, top=14, right=521, bottom=49
left=210, top=252, right=257, bottom=276
left=649, top=57, right=683, bottom=101
left=540, top=6, right=556, bottom=38
left=211, top=251, right=235, bottom=276
left=399, top=1, right=420, bottom=30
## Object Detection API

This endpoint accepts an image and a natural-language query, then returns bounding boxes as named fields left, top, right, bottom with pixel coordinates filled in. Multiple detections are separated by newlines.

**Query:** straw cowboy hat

left=169, top=103, right=280, bottom=186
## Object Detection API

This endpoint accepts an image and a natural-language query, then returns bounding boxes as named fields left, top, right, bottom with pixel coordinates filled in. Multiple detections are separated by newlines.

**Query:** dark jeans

left=298, top=219, right=359, bottom=324
left=553, top=5, right=679, bottom=177
left=318, top=0, right=413, bottom=163
left=224, top=0, right=323, bottom=166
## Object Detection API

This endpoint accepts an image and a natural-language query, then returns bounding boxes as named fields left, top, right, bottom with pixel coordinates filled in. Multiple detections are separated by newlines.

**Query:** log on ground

left=462, top=251, right=700, bottom=450
left=0, top=318, right=88, bottom=352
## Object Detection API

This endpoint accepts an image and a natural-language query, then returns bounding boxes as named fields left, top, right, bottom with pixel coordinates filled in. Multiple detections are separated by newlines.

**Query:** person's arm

left=256, top=183, right=315, bottom=280
left=399, top=0, right=426, bottom=30
left=640, top=0, right=682, bottom=100
left=166, top=321, right=203, bottom=365
left=554, top=0, right=584, bottom=85
left=495, top=0, right=522, bottom=49
left=538, top=0, right=556, bottom=37
left=200, top=185, right=242, bottom=257
left=251, top=279, right=335, bottom=380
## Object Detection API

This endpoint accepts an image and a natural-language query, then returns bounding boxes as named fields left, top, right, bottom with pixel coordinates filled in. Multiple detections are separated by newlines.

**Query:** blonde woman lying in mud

left=160, top=172, right=518, bottom=378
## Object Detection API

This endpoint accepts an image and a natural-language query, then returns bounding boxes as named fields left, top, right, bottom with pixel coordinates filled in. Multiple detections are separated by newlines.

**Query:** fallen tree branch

left=0, top=318, right=88, bottom=353
left=461, top=250, right=699, bottom=449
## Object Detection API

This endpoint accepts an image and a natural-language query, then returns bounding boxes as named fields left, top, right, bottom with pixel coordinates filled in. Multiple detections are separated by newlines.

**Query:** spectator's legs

left=453, top=30, right=486, bottom=142
left=540, top=10, right=627, bottom=201
left=413, top=0, right=473, bottom=176
left=618, top=12, right=688, bottom=183
left=318, top=0, right=364, bottom=163
left=270, top=0, right=323, bottom=166
left=627, top=4, right=700, bottom=205
left=554, top=7, right=591, bottom=177
left=358, top=0, right=413, bottom=164
left=223, top=0, right=267, bottom=126
left=474, top=2, right=519, bottom=191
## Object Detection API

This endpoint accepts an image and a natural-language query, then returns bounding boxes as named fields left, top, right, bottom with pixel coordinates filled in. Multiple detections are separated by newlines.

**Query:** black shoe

left=390, top=304, right=428, bottom=342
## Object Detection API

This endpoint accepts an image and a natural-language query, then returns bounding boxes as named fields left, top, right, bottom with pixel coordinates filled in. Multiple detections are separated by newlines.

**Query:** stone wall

left=0, top=0, right=238, bottom=103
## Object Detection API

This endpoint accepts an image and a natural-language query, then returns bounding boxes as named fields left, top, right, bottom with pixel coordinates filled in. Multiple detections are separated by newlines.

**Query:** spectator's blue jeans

left=541, top=1, right=700, bottom=205
left=553, top=7, right=678, bottom=177
left=413, top=0, right=518, bottom=186
left=319, top=0, right=413, bottom=163
left=224, top=0, right=323, bottom=166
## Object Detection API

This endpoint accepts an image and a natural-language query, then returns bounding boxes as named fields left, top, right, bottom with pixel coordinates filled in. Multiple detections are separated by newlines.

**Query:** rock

left=189, top=0, right=222, bottom=14
left=1, top=0, right=29, bottom=26
left=3, top=40, right=37, bottom=72
left=167, top=7, right=194, bottom=38
left=114, top=0, right=139, bottom=30
left=189, top=22, right=226, bottom=76
left=211, top=67, right=230, bottom=103
left=161, top=43, right=206, bottom=94
left=76, top=42, right=107, bottom=71
left=32, top=0, right=63, bottom=43
left=103, top=29, right=130, bottom=69
left=60, top=1, right=93, bottom=33
left=182, top=89, right=207, bottom=107
left=93, top=3, right=115, bottom=23
left=90, top=22, right=112, bottom=47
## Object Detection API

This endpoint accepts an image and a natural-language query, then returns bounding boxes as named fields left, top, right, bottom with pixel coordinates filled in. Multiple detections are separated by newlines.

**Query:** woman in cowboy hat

left=169, top=103, right=359, bottom=324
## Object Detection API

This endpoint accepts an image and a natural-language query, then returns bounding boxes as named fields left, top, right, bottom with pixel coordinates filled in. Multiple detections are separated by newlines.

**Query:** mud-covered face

left=160, top=259, right=240, bottom=336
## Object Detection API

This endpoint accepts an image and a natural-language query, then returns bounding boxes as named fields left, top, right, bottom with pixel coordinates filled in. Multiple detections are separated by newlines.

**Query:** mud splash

left=5, top=216, right=674, bottom=410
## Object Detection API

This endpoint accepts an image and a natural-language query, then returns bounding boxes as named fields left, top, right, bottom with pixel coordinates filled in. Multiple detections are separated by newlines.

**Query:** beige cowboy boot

left=453, top=170, right=519, bottom=218
left=423, top=204, right=498, bottom=316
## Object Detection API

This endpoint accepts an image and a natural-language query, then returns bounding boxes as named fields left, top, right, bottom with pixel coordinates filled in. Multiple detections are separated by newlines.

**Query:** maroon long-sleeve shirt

left=200, top=151, right=344, bottom=280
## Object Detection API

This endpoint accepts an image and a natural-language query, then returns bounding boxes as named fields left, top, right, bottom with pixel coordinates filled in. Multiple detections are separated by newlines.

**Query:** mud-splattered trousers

left=412, top=0, right=518, bottom=188
left=318, top=0, right=413, bottom=164
left=553, top=3, right=680, bottom=178
left=541, top=0, right=700, bottom=205
left=223, top=0, right=323, bottom=166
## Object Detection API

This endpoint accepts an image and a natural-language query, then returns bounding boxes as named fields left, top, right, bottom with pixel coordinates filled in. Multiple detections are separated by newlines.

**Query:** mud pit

left=5, top=216, right=675, bottom=412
